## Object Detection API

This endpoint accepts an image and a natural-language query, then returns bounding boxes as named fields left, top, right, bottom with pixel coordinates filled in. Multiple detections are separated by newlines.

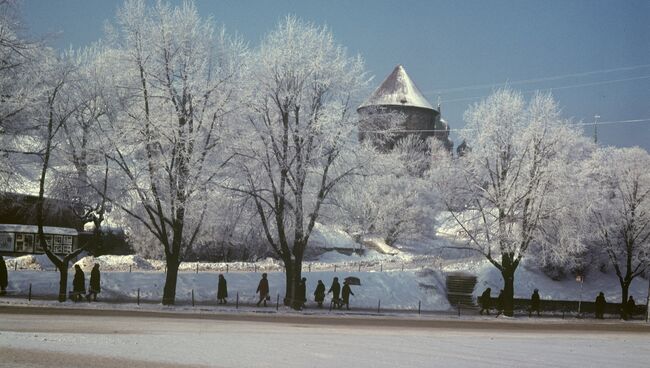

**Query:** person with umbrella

left=341, top=279, right=355, bottom=310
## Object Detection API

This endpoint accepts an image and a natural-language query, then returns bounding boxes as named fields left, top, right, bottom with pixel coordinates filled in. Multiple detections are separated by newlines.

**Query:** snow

left=308, top=222, right=359, bottom=250
left=3, top=250, right=649, bottom=314
left=358, top=65, right=435, bottom=111
left=444, top=257, right=650, bottom=303
left=2, top=269, right=450, bottom=311
left=1, top=312, right=649, bottom=368
left=362, top=237, right=400, bottom=255
left=0, top=224, right=78, bottom=235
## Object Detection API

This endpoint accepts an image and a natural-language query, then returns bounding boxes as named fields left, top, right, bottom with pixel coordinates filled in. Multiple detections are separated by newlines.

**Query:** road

left=1, top=305, right=649, bottom=367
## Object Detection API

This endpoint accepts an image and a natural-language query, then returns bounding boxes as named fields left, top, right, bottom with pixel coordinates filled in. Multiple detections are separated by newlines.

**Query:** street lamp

left=576, top=274, right=585, bottom=317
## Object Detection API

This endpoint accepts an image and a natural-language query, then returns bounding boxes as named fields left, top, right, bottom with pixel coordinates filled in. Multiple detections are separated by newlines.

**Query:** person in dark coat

left=86, top=263, right=101, bottom=302
left=625, top=296, right=636, bottom=320
left=529, top=289, right=541, bottom=317
left=328, top=277, right=341, bottom=307
left=314, top=280, right=326, bottom=308
left=495, top=289, right=505, bottom=317
left=256, top=273, right=269, bottom=307
left=479, top=287, right=492, bottom=315
left=217, top=274, right=228, bottom=304
left=0, top=256, right=8, bottom=296
left=72, top=265, right=86, bottom=302
left=594, top=292, right=606, bottom=319
left=341, top=280, right=354, bottom=310
left=294, top=277, right=306, bottom=310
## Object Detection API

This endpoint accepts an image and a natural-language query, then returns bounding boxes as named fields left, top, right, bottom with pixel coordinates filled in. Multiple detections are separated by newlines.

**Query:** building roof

left=358, top=65, right=435, bottom=111
left=0, top=224, right=78, bottom=236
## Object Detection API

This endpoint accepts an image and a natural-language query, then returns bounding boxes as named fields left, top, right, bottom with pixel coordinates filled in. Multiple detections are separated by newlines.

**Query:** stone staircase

left=446, top=273, right=477, bottom=307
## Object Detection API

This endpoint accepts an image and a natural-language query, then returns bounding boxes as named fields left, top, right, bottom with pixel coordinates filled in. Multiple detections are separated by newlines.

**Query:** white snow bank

left=3, top=269, right=450, bottom=311
left=444, top=258, right=650, bottom=303
left=362, top=237, right=400, bottom=255
left=308, top=223, right=359, bottom=249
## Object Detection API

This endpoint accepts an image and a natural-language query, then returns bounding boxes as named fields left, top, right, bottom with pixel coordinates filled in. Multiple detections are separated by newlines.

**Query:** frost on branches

left=436, top=89, right=587, bottom=316
left=100, top=0, right=247, bottom=304
left=330, top=136, right=435, bottom=247
left=586, top=147, right=650, bottom=315
left=223, top=16, right=367, bottom=307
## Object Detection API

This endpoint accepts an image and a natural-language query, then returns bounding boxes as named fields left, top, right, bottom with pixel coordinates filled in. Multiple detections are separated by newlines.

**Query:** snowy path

left=1, top=309, right=649, bottom=367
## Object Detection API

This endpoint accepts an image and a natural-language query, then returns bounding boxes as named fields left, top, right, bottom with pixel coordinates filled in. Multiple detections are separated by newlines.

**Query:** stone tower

left=357, top=65, right=452, bottom=151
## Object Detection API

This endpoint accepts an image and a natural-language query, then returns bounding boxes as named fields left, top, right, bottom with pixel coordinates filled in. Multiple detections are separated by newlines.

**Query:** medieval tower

left=357, top=65, right=453, bottom=151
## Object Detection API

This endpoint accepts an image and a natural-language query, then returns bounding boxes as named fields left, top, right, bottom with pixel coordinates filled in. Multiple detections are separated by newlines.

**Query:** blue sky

left=22, top=0, right=650, bottom=150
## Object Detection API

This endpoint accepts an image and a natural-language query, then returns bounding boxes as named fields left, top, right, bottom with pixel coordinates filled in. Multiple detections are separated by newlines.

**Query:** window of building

left=63, top=236, right=72, bottom=253
left=35, top=235, right=51, bottom=252
left=15, top=233, right=34, bottom=253
left=0, top=233, right=14, bottom=251
left=53, top=235, right=62, bottom=253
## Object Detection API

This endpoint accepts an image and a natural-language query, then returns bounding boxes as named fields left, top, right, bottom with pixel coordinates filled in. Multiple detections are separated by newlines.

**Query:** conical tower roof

left=358, top=65, right=435, bottom=111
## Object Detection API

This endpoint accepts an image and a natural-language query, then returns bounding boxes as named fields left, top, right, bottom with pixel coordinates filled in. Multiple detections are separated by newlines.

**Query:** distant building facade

left=0, top=192, right=83, bottom=256
left=357, top=65, right=453, bottom=151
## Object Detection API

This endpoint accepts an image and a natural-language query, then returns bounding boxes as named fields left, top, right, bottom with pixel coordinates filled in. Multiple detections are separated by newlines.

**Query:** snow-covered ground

left=444, top=258, right=650, bottom=303
left=2, top=252, right=649, bottom=312
left=2, top=269, right=449, bottom=311
left=1, top=312, right=649, bottom=368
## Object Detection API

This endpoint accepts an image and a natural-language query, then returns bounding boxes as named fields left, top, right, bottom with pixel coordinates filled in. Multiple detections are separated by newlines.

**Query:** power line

left=438, top=75, right=650, bottom=104
left=424, top=63, right=650, bottom=95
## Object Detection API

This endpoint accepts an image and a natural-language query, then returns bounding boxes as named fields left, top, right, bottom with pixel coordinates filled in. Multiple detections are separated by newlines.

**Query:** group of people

left=595, top=292, right=638, bottom=320
left=479, top=287, right=640, bottom=319
left=215, top=273, right=356, bottom=310
left=71, top=263, right=101, bottom=302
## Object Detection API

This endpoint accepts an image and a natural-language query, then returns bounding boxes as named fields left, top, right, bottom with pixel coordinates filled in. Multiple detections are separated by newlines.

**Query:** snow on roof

left=0, top=224, right=78, bottom=236
left=358, top=65, right=435, bottom=111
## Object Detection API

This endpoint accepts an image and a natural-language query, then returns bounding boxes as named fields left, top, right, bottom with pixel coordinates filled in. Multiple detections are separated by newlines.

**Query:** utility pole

left=593, top=115, right=600, bottom=144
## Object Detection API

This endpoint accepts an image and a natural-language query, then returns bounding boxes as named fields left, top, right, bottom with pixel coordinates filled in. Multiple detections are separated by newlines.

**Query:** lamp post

left=646, top=265, right=649, bottom=323
left=576, top=275, right=584, bottom=317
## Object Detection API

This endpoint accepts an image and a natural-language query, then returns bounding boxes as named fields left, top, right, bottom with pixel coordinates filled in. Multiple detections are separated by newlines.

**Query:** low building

left=0, top=192, right=84, bottom=256
left=0, top=224, right=79, bottom=256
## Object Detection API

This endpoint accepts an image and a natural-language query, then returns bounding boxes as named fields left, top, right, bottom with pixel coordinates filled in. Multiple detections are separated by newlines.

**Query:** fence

left=2, top=284, right=648, bottom=322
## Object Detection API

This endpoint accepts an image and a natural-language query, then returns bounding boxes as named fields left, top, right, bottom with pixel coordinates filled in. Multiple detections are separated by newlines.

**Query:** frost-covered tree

left=0, top=0, right=43, bottom=189
left=53, top=46, right=118, bottom=254
left=224, top=16, right=367, bottom=307
left=436, top=89, right=585, bottom=316
left=32, top=52, right=89, bottom=302
left=330, top=136, right=433, bottom=246
left=586, top=147, right=650, bottom=317
left=101, top=0, right=247, bottom=304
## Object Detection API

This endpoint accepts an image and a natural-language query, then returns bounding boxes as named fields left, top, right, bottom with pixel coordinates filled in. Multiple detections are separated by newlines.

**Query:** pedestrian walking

left=528, top=289, right=541, bottom=317
left=72, top=264, right=86, bottom=302
left=0, top=256, right=8, bottom=296
left=294, top=277, right=306, bottom=310
left=594, top=292, right=606, bottom=319
left=328, top=277, right=341, bottom=307
left=478, top=287, right=491, bottom=315
left=256, top=273, right=269, bottom=307
left=495, top=289, right=505, bottom=317
left=314, top=280, right=326, bottom=308
left=341, top=280, right=354, bottom=310
left=625, top=295, right=636, bottom=320
left=217, top=274, right=228, bottom=304
left=86, top=263, right=101, bottom=302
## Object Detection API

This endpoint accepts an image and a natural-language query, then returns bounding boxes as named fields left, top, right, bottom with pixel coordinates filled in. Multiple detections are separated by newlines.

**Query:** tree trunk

left=283, top=257, right=294, bottom=306
left=620, top=279, right=630, bottom=319
left=57, top=265, right=68, bottom=302
left=501, top=268, right=515, bottom=317
left=162, top=254, right=179, bottom=305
